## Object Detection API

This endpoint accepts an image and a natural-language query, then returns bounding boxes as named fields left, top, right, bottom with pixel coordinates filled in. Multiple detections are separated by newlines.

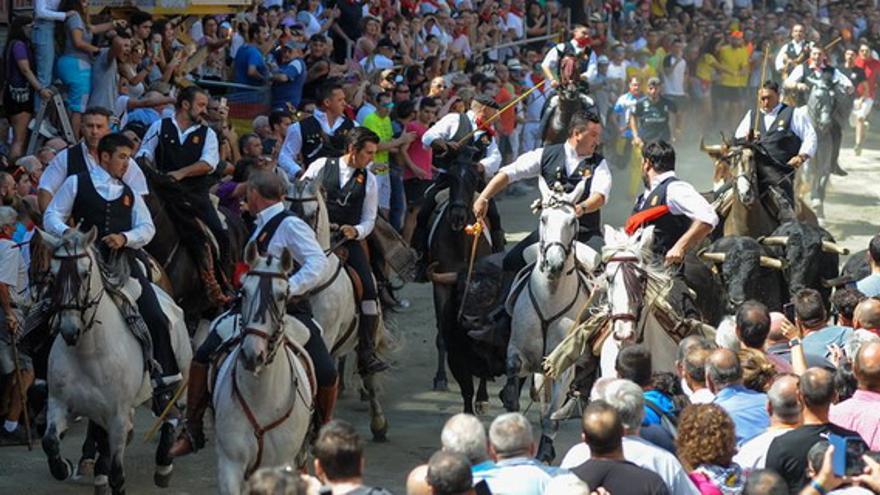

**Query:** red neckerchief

left=475, top=117, right=496, bottom=137
left=509, top=6, right=523, bottom=16
left=625, top=205, right=670, bottom=235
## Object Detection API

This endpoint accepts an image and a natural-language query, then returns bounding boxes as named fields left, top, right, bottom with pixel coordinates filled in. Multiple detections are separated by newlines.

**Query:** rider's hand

left=664, top=245, right=685, bottom=266
left=575, top=202, right=589, bottom=217
left=787, top=154, right=808, bottom=168
left=550, top=79, right=560, bottom=89
left=167, top=170, right=185, bottom=182
left=103, top=234, right=127, bottom=250
left=340, top=225, right=358, bottom=240
left=473, top=196, right=489, bottom=219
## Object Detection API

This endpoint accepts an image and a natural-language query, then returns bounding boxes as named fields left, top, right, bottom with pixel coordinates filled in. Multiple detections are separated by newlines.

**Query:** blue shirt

left=803, top=325, right=852, bottom=360
left=271, top=57, right=306, bottom=110
left=233, top=44, right=267, bottom=87
left=473, top=457, right=564, bottom=495
left=713, top=384, right=770, bottom=445
left=642, top=389, right=676, bottom=426
left=857, top=273, right=880, bottom=297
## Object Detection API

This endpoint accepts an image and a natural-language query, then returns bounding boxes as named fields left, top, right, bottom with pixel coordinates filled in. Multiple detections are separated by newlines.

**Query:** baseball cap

left=506, top=58, right=524, bottom=71
left=647, top=77, right=662, bottom=87
left=598, top=55, right=610, bottom=65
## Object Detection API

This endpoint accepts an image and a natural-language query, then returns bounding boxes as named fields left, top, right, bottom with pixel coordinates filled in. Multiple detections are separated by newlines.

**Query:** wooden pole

left=456, top=79, right=548, bottom=146
left=752, top=42, right=772, bottom=139
left=10, top=337, right=32, bottom=450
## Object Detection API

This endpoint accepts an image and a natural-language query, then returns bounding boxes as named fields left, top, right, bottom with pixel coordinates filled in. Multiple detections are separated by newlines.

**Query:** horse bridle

left=239, top=268, right=289, bottom=366
left=538, top=197, right=577, bottom=274
left=605, top=255, right=647, bottom=326
left=286, top=194, right=320, bottom=232
left=51, top=248, right=105, bottom=336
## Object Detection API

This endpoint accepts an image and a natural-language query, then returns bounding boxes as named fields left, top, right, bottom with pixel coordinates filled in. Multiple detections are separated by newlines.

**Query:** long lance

left=456, top=79, right=548, bottom=146
left=752, top=42, right=772, bottom=140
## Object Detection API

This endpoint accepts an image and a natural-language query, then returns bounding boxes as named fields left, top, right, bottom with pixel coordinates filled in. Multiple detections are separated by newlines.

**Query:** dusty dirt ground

left=0, top=133, right=876, bottom=494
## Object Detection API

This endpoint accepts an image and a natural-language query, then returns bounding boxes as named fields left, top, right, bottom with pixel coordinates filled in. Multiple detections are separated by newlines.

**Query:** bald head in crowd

left=855, top=298, right=880, bottom=331
left=855, top=341, right=880, bottom=391
left=799, top=367, right=836, bottom=411
left=581, top=400, right=624, bottom=458
left=767, top=374, right=802, bottom=425
left=706, top=348, right=743, bottom=392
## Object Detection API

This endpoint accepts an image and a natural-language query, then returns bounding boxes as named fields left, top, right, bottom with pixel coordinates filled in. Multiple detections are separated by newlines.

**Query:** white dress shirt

left=34, top=0, right=65, bottom=22
left=421, top=111, right=502, bottom=177
left=774, top=40, right=806, bottom=72
left=784, top=64, right=854, bottom=92
left=136, top=116, right=220, bottom=171
left=541, top=41, right=598, bottom=81
left=278, top=109, right=350, bottom=179
left=39, top=142, right=148, bottom=196
left=0, top=239, right=29, bottom=307
left=560, top=436, right=700, bottom=495
left=734, top=103, right=817, bottom=158
left=637, top=171, right=719, bottom=228
left=249, top=202, right=328, bottom=297
left=732, top=426, right=794, bottom=469
left=501, top=141, right=612, bottom=200
left=301, top=156, right=377, bottom=240
left=44, top=165, right=156, bottom=249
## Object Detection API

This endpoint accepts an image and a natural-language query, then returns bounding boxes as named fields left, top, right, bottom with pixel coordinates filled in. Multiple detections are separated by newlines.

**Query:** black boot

left=490, top=229, right=507, bottom=254
left=766, top=186, right=796, bottom=223
left=357, top=314, right=389, bottom=375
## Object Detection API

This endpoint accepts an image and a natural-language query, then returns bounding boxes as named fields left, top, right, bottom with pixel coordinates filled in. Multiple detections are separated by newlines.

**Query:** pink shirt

left=830, top=389, right=880, bottom=450
left=404, top=121, right=432, bottom=181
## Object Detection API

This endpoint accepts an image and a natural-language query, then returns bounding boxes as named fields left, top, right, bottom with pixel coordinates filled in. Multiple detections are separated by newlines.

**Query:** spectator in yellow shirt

left=714, top=32, right=751, bottom=129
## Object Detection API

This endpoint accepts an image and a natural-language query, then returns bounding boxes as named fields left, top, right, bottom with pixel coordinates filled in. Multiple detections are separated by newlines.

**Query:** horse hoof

left=77, top=457, right=96, bottom=478
left=474, top=401, right=490, bottom=416
left=154, top=464, right=173, bottom=488
left=433, top=377, right=448, bottom=392
left=48, top=456, right=74, bottom=481
left=371, top=417, right=389, bottom=443
left=535, top=435, right=556, bottom=464
left=359, top=388, right=370, bottom=402
left=499, top=384, right=520, bottom=412
left=94, top=476, right=110, bottom=495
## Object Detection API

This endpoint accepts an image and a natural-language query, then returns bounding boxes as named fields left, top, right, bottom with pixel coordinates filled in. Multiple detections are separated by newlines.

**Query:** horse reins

left=52, top=249, right=105, bottom=335
left=606, top=255, right=646, bottom=324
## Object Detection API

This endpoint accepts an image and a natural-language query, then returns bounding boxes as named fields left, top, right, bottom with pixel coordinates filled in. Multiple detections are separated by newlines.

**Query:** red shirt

left=403, top=121, right=432, bottom=181
left=495, top=86, right=516, bottom=135
left=855, top=56, right=880, bottom=99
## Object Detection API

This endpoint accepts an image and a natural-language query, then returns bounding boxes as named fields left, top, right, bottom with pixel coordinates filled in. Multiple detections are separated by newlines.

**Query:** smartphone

left=152, top=41, right=161, bottom=57
left=829, top=433, right=868, bottom=476
left=783, top=302, right=796, bottom=323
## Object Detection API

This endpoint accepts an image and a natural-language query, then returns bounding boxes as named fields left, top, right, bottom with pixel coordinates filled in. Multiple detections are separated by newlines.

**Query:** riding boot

left=357, top=314, right=389, bottom=375
left=490, top=229, right=507, bottom=254
left=168, top=362, right=209, bottom=457
left=315, top=378, right=339, bottom=425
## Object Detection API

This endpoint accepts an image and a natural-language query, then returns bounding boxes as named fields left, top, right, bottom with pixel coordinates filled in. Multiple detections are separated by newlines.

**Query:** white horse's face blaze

left=239, top=245, right=293, bottom=374
left=536, top=178, right=583, bottom=278
left=602, top=226, right=654, bottom=343
left=45, top=229, right=99, bottom=346
left=734, top=148, right=756, bottom=206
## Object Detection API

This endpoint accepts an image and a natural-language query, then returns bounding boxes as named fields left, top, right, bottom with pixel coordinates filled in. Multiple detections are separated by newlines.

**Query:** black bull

left=700, top=236, right=788, bottom=313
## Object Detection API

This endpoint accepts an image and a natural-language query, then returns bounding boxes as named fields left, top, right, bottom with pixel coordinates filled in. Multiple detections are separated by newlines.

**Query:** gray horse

left=805, top=78, right=851, bottom=219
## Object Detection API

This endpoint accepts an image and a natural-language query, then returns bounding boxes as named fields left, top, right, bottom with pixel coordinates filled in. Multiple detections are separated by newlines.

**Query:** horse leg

left=42, top=398, right=74, bottom=481
left=500, top=352, right=524, bottom=412
left=153, top=421, right=176, bottom=488
left=537, top=367, right=574, bottom=464
left=91, top=423, right=111, bottom=495
left=106, top=414, right=129, bottom=495
left=216, top=454, right=246, bottom=495
left=445, top=344, right=475, bottom=414
left=77, top=421, right=98, bottom=478
left=361, top=373, right=388, bottom=442
left=475, top=378, right=489, bottom=416
left=337, top=356, right=347, bottom=396
left=433, top=325, right=449, bottom=391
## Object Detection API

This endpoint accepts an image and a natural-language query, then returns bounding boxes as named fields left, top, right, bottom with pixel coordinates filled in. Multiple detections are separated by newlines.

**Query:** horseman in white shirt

left=774, top=24, right=808, bottom=77
left=475, top=109, right=611, bottom=273
left=733, top=80, right=817, bottom=221
left=541, top=25, right=598, bottom=89
left=44, top=133, right=180, bottom=422
left=169, top=171, right=336, bottom=458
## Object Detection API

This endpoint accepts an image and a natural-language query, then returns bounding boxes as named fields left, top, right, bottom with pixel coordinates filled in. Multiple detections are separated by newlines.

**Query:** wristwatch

left=788, top=337, right=802, bottom=348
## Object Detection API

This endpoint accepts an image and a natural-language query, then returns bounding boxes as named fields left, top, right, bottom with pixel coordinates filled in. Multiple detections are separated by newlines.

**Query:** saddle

left=329, top=243, right=364, bottom=303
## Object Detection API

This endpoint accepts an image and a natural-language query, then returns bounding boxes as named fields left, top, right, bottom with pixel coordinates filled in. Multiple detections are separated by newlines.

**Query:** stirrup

left=357, top=351, right=389, bottom=375
left=169, top=423, right=204, bottom=457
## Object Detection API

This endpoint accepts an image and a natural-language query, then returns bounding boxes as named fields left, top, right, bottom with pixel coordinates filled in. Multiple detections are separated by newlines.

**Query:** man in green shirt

left=362, top=91, right=415, bottom=218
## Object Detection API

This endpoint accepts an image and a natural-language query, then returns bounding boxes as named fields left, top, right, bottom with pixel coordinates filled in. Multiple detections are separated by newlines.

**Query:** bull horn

left=699, top=251, right=726, bottom=263
left=700, top=136, right=724, bottom=154
left=760, top=236, right=789, bottom=246
left=426, top=262, right=458, bottom=285
left=760, top=256, right=784, bottom=270
left=821, top=241, right=850, bottom=255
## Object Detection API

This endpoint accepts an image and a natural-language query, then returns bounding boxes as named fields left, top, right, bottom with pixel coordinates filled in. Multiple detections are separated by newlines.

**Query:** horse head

left=536, top=177, right=584, bottom=278
left=808, top=80, right=835, bottom=134
left=287, top=179, right=329, bottom=248
left=446, top=147, right=482, bottom=232
left=42, top=226, right=102, bottom=346
left=239, top=242, right=295, bottom=374
left=705, top=138, right=758, bottom=207
left=601, top=225, right=654, bottom=343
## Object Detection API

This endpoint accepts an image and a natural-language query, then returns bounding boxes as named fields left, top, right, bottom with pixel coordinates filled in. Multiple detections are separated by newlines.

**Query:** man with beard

left=137, top=86, right=228, bottom=267
left=38, top=106, right=148, bottom=212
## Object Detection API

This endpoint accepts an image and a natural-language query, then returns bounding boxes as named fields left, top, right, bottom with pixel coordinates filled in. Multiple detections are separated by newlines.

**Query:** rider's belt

left=625, top=205, right=671, bottom=235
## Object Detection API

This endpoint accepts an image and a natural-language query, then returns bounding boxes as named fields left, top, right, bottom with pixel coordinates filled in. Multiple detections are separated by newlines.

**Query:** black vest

left=633, top=176, right=691, bottom=258
left=785, top=42, right=802, bottom=61
left=154, top=118, right=211, bottom=191
left=751, top=104, right=802, bottom=166
left=539, top=144, right=602, bottom=233
left=435, top=113, right=489, bottom=168
left=66, top=143, right=88, bottom=177
left=556, top=41, right=593, bottom=77
left=300, top=115, right=355, bottom=166
left=799, top=63, right=836, bottom=89
left=70, top=171, right=134, bottom=239
left=321, top=158, right=366, bottom=227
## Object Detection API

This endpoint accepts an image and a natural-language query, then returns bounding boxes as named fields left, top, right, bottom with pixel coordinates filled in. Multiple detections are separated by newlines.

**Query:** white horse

left=598, top=225, right=714, bottom=377
left=285, top=179, right=389, bottom=441
left=40, top=227, right=191, bottom=495
left=213, top=243, right=314, bottom=495
left=501, top=177, right=593, bottom=463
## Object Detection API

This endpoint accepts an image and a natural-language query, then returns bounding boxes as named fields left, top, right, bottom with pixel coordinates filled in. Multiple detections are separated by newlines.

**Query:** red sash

left=624, top=205, right=670, bottom=235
